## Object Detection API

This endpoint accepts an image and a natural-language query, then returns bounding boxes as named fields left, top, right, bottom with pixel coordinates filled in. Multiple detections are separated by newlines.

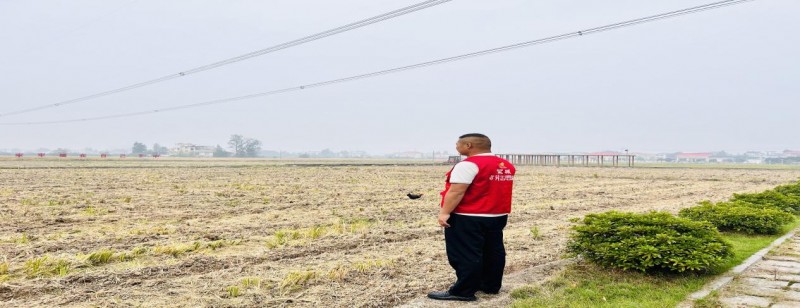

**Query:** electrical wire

left=0, top=0, right=453, bottom=118
left=0, top=0, right=754, bottom=126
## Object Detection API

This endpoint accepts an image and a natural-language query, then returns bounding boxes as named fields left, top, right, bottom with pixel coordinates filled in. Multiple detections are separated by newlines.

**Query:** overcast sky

left=0, top=0, right=797, bottom=154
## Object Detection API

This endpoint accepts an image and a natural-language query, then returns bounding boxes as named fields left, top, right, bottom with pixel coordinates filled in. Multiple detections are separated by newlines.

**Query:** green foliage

left=266, top=229, right=300, bottom=249
left=24, top=256, right=47, bottom=277
left=680, top=201, right=794, bottom=235
left=213, top=145, right=231, bottom=158
left=154, top=242, right=202, bottom=257
left=529, top=226, right=542, bottom=240
left=228, top=134, right=261, bottom=157
left=207, top=239, right=241, bottom=251
left=131, top=142, right=147, bottom=154
left=774, top=181, right=800, bottom=198
left=47, top=199, right=65, bottom=206
left=240, top=277, right=261, bottom=288
left=226, top=286, right=241, bottom=298
left=86, top=249, right=115, bottom=265
left=510, top=262, right=708, bottom=308
left=280, top=271, right=318, bottom=291
left=512, top=222, right=798, bottom=307
left=23, top=256, right=71, bottom=278
left=81, top=206, right=107, bottom=216
left=567, top=211, right=733, bottom=273
left=694, top=291, right=722, bottom=308
left=730, top=190, right=800, bottom=214
left=14, top=233, right=30, bottom=244
left=151, top=143, right=169, bottom=155
left=108, top=246, right=147, bottom=262
left=351, top=259, right=395, bottom=273
left=131, top=246, right=149, bottom=255
left=510, top=284, right=541, bottom=299
left=266, top=219, right=373, bottom=249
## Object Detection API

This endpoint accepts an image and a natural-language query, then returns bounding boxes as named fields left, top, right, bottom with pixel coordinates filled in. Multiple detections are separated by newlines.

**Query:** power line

left=0, top=0, right=453, bottom=118
left=0, top=0, right=754, bottom=126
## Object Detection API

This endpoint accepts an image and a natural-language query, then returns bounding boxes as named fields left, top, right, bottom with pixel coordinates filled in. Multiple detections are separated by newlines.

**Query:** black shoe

left=479, top=284, right=500, bottom=294
left=427, top=291, right=477, bottom=301
left=479, top=289, right=499, bottom=295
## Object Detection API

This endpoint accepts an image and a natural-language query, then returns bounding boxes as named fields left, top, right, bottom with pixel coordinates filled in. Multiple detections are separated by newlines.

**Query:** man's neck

left=466, top=151, right=492, bottom=157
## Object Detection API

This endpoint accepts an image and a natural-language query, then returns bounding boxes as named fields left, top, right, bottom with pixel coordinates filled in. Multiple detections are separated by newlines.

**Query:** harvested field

left=1, top=158, right=799, bottom=307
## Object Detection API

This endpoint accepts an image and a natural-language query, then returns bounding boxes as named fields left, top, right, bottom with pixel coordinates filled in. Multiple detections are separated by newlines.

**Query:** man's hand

left=438, top=212, right=451, bottom=228
left=439, top=183, right=467, bottom=228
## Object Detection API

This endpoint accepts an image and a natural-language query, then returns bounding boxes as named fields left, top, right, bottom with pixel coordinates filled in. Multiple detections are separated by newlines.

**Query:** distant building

left=630, top=152, right=659, bottom=162
left=709, top=153, right=736, bottom=163
left=388, top=151, right=425, bottom=159
left=173, top=143, right=215, bottom=157
left=676, top=152, right=712, bottom=163
left=744, top=151, right=765, bottom=158
left=765, top=151, right=783, bottom=158
left=784, top=150, right=800, bottom=157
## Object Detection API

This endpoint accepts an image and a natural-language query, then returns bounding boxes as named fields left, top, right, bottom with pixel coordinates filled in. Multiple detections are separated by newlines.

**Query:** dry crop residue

left=1, top=158, right=799, bottom=307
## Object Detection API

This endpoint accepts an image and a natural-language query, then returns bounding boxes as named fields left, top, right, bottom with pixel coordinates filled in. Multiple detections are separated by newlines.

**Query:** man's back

left=454, top=155, right=515, bottom=215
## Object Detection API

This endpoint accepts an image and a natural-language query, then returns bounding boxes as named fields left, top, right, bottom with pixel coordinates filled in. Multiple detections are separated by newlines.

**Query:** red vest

left=440, top=155, right=515, bottom=214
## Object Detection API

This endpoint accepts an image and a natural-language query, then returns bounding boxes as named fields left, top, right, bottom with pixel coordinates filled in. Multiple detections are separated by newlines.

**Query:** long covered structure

left=496, top=154, right=635, bottom=167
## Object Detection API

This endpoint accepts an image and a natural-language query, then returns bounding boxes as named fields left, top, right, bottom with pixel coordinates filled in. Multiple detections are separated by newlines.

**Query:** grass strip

left=510, top=221, right=800, bottom=308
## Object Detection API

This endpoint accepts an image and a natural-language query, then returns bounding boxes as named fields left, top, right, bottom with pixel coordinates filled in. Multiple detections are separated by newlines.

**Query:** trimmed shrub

left=680, top=201, right=794, bottom=235
left=730, top=190, right=800, bottom=214
left=774, top=181, right=800, bottom=198
left=567, top=211, right=732, bottom=273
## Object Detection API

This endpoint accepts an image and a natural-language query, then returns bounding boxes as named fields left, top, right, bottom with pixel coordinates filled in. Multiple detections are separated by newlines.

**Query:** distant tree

left=132, top=142, right=147, bottom=154
left=49, top=148, right=70, bottom=155
left=213, top=145, right=231, bottom=157
left=228, top=134, right=261, bottom=157
left=245, top=139, right=261, bottom=157
left=320, top=148, right=334, bottom=158
left=711, top=151, right=728, bottom=157
left=152, top=143, right=169, bottom=155
left=228, top=135, right=246, bottom=157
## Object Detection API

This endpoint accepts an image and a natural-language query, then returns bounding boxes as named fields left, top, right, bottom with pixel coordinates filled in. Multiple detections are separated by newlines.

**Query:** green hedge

left=567, top=211, right=733, bottom=273
left=730, top=190, right=800, bottom=214
left=679, top=201, right=794, bottom=235
left=774, top=181, right=800, bottom=198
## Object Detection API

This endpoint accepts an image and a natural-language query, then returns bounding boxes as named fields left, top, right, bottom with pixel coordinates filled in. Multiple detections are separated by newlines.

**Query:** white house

left=173, top=143, right=216, bottom=157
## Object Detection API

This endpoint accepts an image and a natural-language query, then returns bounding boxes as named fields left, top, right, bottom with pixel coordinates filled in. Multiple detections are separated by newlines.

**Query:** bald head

left=457, top=133, right=492, bottom=155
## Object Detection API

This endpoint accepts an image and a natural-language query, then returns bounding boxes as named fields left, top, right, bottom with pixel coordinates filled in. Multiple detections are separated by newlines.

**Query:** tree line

left=132, top=134, right=262, bottom=157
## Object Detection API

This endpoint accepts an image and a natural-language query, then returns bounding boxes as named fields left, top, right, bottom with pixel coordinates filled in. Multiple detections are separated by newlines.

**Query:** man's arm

left=438, top=183, right=469, bottom=227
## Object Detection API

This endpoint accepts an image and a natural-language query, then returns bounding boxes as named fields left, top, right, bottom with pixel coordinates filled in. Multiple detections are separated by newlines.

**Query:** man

left=428, top=133, right=516, bottom=302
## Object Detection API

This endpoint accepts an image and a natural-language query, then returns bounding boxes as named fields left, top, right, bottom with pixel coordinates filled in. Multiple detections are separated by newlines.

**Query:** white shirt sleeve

left=449, top=161, right=479, bottom=184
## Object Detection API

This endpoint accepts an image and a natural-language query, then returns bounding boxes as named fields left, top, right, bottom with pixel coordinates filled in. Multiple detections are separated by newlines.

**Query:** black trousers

left=444, top=213, right=508, bottom=297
